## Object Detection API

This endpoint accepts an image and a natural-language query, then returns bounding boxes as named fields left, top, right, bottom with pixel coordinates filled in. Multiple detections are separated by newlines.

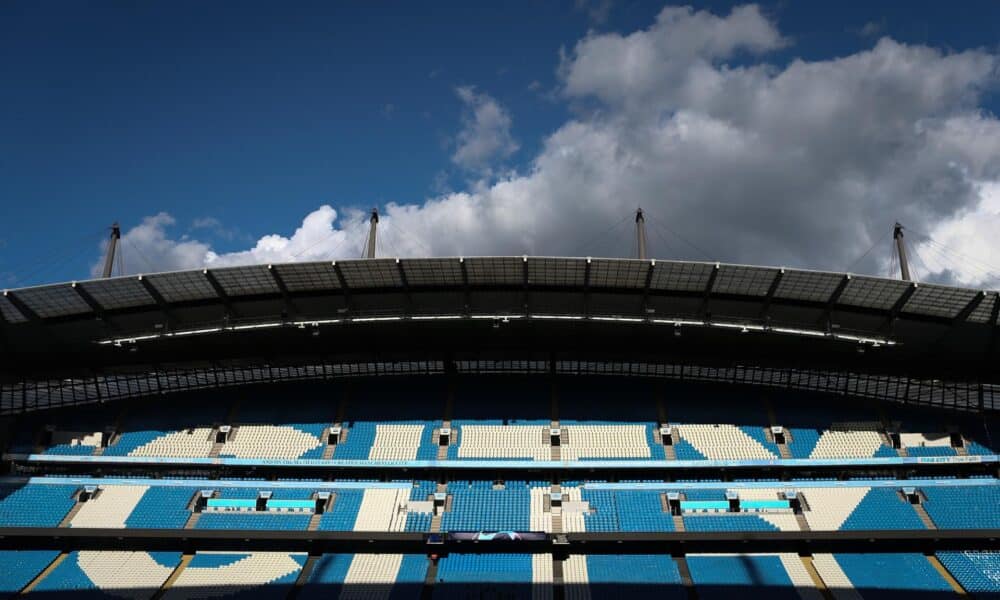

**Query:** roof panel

left=146, top=271, right=217, bottom=303
left=527, top=257, right=586, bottom=287
left=465, top=257, right=524, bottom=285
left=902, top=284, right=979, bottom=319
left=0, top=293, right=28, bottom=323
left=337, top=259, right=402, bottom=288
left=79, top=277, right=154, bottom=310
left=967, top=292, right=999, bottom=324
left=648, top=261, right=714, bottom=292
left=12, top=284, right=92, bottom=318
left=402, top=258, right=464, bottom=286
left=588, top=259, right=649, bottom=289
left=839, top=276, right=912, bottom=310
left=211, top=266, right=280, bottom=296
left=774, top=270, right=844, bottom=303
left=713, top=265, right=779, bottom=297
left=272, top=263, right=341, bottom=292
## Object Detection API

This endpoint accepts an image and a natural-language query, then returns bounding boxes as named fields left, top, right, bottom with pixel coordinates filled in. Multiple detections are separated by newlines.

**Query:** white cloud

left=451, top=86, right=519, bottom=173
left=92, top=5, right=1000, bottom=289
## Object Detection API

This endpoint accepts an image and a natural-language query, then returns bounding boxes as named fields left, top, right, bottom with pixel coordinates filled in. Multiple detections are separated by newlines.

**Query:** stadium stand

left=686, top=554, right=818, bottom=600
left=0, top=551, right=60, bottom=596
left=433, top=554, right=547, bottom=599
left=299, top=553, right=427, bottom=600
left=812, top=553, right=955, bottom=598
left=936, top=551, right=1000, bottom=597
left=32, top=551, right=182, bottom=597
left=564, top=554, right=685, bottom=599
left=162, top=552, right=306, bottom=599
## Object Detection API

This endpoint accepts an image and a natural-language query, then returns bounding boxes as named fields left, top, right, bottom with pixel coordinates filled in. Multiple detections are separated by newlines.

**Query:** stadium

left=0, top=214, right=998, bottom=599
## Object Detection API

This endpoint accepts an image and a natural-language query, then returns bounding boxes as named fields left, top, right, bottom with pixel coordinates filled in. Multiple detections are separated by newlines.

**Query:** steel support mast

left=365, top=208, right=379, bottom=259
left=101, top=223, right=121, bottom=278
left=893, top=222, right=911, bottom=281
left=635, top=208, right=648, bottom=260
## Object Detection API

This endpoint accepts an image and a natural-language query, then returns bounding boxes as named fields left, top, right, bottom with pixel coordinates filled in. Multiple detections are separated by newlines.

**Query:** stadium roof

left=1, top=257, right=998, bottom=412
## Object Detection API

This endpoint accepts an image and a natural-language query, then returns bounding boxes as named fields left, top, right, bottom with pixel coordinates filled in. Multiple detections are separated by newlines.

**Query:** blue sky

left=2, top=1, right=1000, bottom=287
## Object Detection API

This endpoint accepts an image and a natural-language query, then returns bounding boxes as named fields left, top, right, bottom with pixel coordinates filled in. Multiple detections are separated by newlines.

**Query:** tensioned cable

left=125, top=239, right=157, bottom=274
left=4, top=227, right=108, bottom=285
left=569, top=213, right=633, bottom=257
left=845, top=225, right=893, bottom=274
left=905, top=227, right=1000, bottom=280
left=643, top=215, right=714, bottom=261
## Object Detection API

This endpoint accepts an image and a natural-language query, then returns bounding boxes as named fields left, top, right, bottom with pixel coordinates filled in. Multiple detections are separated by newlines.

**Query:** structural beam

left=0, top=527, right=996, bottom=555
left=883, top=282, right=919, bottom=333
left=266, top=265, right=295, bottom=318
left=70, top=283, right=106, bottom=320
left=2, top=291, right=40, bottom=322
left=137, top=276, right=176, bottom=327
left=202, top=270, right=234, bottom=318
left=953, top=291, right=985, bottom=325
left=820, top=274, right=851, bottom=331
left=700, top=263, right=719, bottom=317
left=760, top=268, right=784, bottom=320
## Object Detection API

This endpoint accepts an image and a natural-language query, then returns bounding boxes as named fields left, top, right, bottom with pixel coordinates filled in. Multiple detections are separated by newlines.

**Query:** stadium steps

left=288, top=554, right=320, bottom=599
left=423, top=557, right=440, bottom=600
left=955, top=441, right=969, bottom=456
left=799, top=556, right=835, bottom=600
left=674, top=556, right=697, bottom=599
left=764, top=398, right=793, bottom=459
left=673, top=515, right=686, bottom=532
left=925, top=554, right=970, bottom=597
left=551, top=484, right=563, bottom=533
left=58, top=496, right=84, bottom=527
left=18, top=551, right=66, bottom=594
left=437, top=420, right=451, bottom=461
left=151, top=552, right=193, bottom=600
left=321, top=421, right=341, bottom=460
left=552, top=556, right=564, bottom=598
left=551, top=419, right=561, bottom=461
left=184, top=511, right=201, bottom=529
left=912, top=503, right=938, bottom=530
left=795, top=512, right=811, bottom=532
left=308, top=512, right=322, bottom=531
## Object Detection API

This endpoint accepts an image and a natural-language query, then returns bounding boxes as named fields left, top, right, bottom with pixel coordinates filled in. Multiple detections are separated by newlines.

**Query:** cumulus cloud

left=451, top=86, right=519, bottom=173
left=94, top=4, right=1000, bottom=289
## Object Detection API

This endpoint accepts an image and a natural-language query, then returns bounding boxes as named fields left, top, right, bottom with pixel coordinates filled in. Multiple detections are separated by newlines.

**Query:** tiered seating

left=0, top=483, right=77, bottom=527
left=684, top=515, right=779, bottom=531
left=771, top=394, right=897, bottom=460
left=198, top=512, right=311, bottom=530
left=812, top=553, right=954, bottom=598
left=839, top=488, right=925, bottom=530
left=558, top=378, right=664, bottom=460
left=299, top=554, right=427, bottom=600
left=936, top=551, right=1000, bottom=597
left=687, top=554, right=815, bottom=600
left=125, top=486, right=200, bottom=529
left=32, top=551, right=181, bottom=596
left=0, top=550, right=59, bottom=595
left=668, top=391, right=780, bottom=461
left=224, top=388, right=333, bottom=460
left=440, top=481, right=533, bottom=532
left=448, top=422, right=549, bottom=460
left=162, top=552, right=306, bottom=599
left=564, top=554, right=685, bottom=599
left=432, top=554, right=542, bottom=599
left=560, top=424, right=657, bottom=460
left=104, top=396, right=229, bottom=458
left=69, top=485, right=149, bottom=528
left=220, top=425, right=325, bottom=460
left=922, top=485, right=1000, bottom=529
left=318, top=490, right=364, bottom=531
